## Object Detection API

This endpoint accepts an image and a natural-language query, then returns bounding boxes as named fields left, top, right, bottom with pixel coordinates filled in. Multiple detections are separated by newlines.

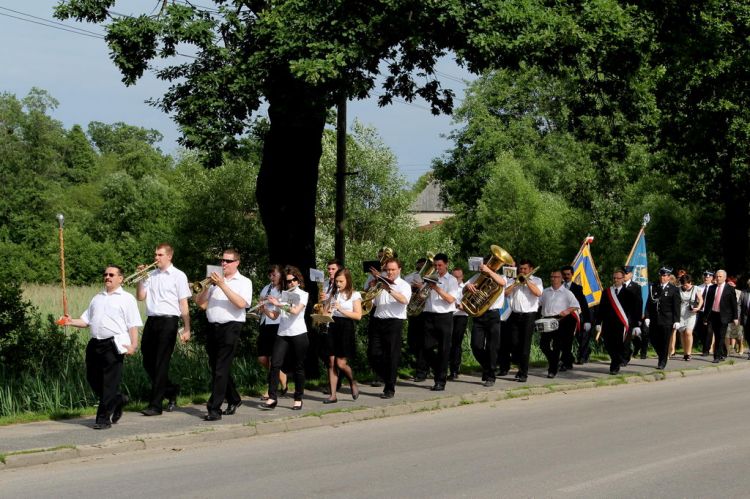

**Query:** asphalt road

left=2, top=369, right=749, bottom=498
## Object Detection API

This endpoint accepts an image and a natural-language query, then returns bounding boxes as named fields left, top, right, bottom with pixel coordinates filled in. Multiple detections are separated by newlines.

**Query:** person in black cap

left=695, top=271, right=715, bottom=355
left=645, top=267, right=681, bottom=369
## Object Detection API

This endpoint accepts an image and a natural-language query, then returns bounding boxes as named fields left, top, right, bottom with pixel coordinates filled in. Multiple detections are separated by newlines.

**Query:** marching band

left=58, top=242, right=745, bottom=429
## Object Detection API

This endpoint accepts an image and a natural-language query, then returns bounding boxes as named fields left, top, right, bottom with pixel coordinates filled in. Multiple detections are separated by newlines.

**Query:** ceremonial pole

left=625, top=213, right=651, bottom=265
left=55, top=213, right=69, bottom=325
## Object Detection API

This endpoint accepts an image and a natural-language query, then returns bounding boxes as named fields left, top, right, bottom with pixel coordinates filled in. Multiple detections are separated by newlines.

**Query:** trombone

left=123, top=262, right=157, bottom=285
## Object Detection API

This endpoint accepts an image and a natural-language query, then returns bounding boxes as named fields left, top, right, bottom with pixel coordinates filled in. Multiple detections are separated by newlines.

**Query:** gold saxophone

left=461, top=245, right=515, bottom=317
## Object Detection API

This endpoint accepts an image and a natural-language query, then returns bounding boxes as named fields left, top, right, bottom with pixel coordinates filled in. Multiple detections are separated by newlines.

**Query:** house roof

left=410, top=180, right=450, bottom=213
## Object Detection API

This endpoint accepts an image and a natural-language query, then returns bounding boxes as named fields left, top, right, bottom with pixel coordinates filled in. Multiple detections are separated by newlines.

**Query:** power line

left=0, top=5, right=106, bottom=37
left=0, top=10, right=104, bottom=39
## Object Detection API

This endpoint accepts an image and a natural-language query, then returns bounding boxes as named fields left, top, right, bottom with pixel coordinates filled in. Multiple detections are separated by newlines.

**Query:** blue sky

left=1, top=1, right=474, bottom=183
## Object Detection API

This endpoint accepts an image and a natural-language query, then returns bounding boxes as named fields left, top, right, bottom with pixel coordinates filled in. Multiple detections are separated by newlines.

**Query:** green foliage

left=0, top=282, right=79, bottom=377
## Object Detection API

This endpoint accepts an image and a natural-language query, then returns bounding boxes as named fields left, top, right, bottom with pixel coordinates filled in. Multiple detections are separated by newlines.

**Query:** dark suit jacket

left=567, top=281, right=591, bottom=324
left=598, top=286, right=638, bottom=337
left=740, top=290, right=750, bottom=328
left=704, top=283, right=739, bottom=324
left=645, top=282, right=681, bottom=328
left=623, top=280, right=644, bottom=324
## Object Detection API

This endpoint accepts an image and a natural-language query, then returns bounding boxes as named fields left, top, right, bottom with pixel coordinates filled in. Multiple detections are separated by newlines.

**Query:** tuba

left=406, top=252, right=437, bottom=317
left=361, top=246, right=394, bottom=315
left=461, top=245, right=515, bottom=317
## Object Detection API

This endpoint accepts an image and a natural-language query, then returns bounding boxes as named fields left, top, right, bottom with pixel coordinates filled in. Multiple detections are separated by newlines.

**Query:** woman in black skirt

left=324, top=268, right=362, bottom=403
left=257, top=264, right=287, bottom=400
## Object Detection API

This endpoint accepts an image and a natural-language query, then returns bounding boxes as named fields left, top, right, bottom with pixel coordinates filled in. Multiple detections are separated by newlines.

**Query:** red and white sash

left=605, top=287, right=629, bottom=341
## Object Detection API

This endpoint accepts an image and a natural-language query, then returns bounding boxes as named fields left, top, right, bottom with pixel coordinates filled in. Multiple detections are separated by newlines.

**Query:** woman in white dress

left=677, top=274, right=703, bottom=361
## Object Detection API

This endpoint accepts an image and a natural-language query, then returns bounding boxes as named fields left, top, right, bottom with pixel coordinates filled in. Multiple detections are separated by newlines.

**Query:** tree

left=55, top=0, right=650, bottom=277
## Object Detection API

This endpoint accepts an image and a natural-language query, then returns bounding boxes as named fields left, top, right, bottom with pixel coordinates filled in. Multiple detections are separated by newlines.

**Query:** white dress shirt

left=539, top=286, right=579, bottom=317
left=423, top=272, right=460, bottom=313
left=508, top=276, right=544, bottom=313
left=259, top=283, right=281, bottom=326
left=374, top=277, right=412, bottom=319
left=143, top=264, right=191, bottom=317
left=332, top=291, right=362, bottom=318
left=80, top=286, right=143, bottom=353
left=206, top=272, right=253, bottom=324
left=278, top=287, right=309, bottom=336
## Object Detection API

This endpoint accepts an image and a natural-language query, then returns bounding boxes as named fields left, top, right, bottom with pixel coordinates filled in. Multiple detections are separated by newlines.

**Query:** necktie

left=712, top=284, right=723, bottom=312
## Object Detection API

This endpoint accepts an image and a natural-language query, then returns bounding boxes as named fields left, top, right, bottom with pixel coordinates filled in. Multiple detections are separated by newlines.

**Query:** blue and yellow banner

left=572, top=236, right=603, bottom=307
left=625, top=214, right=650, bottom=315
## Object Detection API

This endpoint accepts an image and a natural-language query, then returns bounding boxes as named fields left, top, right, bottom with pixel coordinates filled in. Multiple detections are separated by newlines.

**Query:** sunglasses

left=103, top=272, right=119, bottom=278
left=285, top=277, right=298, bottom=283
left=220, top=258, right=237, bottom=263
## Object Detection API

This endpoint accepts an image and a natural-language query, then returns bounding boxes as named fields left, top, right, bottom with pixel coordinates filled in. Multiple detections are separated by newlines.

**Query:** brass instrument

left=123, top=261, right=157, bottom=286
left=190, top=277, right=213, bottom=295
left=311, top=288, right=337, bottom=326
left=504, top=267, right=539, bottom=294
left=406, top=252, right=437, bottom=317
left=461, top=245, right=515, bottom=317
left=361, top=246, right=395, bottom=316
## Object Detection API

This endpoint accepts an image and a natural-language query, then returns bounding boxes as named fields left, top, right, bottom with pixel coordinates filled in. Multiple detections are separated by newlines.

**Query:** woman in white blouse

left=324, top=268, right=362, bottom=403
left=257, top=264, right=287, bottom=400
left=262, top=266, right=309, bottom=411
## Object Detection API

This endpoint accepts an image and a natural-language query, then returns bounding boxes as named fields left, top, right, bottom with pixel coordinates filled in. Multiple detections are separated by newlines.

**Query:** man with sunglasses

left=60, top=266, right=142, bottom=429
left=194, top=249, right=253, bottom=420
left=137, top=243, right=192, bottom=416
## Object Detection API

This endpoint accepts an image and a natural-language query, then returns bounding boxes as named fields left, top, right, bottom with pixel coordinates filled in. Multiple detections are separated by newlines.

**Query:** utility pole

left=335, top=95, right=347, bottom=264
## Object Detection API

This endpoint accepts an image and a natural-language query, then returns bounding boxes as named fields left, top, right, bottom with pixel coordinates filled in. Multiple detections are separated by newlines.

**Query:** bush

left=0, top=282, right=80, bottom=377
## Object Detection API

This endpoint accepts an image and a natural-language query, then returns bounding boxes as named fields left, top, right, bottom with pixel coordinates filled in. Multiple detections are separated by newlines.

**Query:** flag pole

left=625, top=213, right=651, bottom=265
left=571, top=234, right=592, bottom=266
left=55, top=214, right=69, bottom=326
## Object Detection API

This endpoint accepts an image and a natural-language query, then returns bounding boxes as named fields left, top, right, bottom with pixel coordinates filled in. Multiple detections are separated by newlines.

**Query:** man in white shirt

left=195, top=248, right=253, bottom=421
left=137, top=243, right=191, bottom=416
left=62, top=265, right=142, bottom=429
left=502, top=259, right=543, bottom=382
left=368, top=257, right=412, bottom=399
left=538, top=271, right=580, bottom=378
left=421, top=253, right=460, bottom=391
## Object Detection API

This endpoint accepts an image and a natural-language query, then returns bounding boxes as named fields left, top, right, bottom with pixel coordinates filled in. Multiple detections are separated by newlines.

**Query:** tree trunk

left=256, top=78, right=328, bottom=279
left=723, top=183, right=750, bottom=275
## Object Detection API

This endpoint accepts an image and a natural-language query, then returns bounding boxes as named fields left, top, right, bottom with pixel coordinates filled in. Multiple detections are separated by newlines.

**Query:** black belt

left=91, top=337, right=115, bottom=343
left=513, top=311, right=536, bottom=316
left=148, top=315, right=179, bottom=319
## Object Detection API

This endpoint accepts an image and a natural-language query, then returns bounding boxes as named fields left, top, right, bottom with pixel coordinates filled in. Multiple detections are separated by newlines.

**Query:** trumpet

left=505, top=267, right=538, bottom=294
left=190, top=277, right=213, bottom=294
left=123, top=262, right=157, bottom=285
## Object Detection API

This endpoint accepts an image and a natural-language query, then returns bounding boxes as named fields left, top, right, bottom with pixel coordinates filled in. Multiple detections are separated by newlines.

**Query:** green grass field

left=23, top=283, right=148, bottom=322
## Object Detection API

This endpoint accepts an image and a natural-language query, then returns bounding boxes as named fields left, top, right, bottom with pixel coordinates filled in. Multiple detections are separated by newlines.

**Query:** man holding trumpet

left=137, top=243, right=191, bottom=416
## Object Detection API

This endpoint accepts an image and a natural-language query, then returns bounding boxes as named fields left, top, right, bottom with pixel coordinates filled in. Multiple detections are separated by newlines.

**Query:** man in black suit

left=596, top=269, right=639, bottom=375
left=621, top=266, right=644, bottom=364
left=703, top=269, right=739, bottom=363
left=561, top=265, right=591, bottom=365
left=645, top=267, right=681, bottom=369
left=694, top=271, right=714, bottom=356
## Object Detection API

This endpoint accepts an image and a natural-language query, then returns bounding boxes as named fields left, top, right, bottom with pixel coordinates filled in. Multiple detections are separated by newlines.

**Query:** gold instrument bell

left=461, top=245, right=514, bottom=317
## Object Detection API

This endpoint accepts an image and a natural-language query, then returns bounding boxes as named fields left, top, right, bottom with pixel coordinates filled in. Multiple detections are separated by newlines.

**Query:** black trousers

left=602, top=326, right=627, bottom=372
left=450, top=314, right=469, bottom=375
left=708, top=312, right=730, bottom=360
left=650, top=322, right=672, bottom=367
left=86, top=337, right=125, bottom=424
left=407, top=315, right=428, bottom=378
left=471, top=310, right=500, bottom=381
left=557, top=316, right=577, bottom=369
left=501, top=312, right=536, bottom=376
left=576, top=325, right=592, bottom=363
left=423, top=312, right=453, bottom=385
left=141, top=315, right=180, bottom=410
left=206, top=321, right=242, bottom=414
left=693, top=312, right=709, bottom=353
left=369, top=317, right=404, bottom=394
left=632, top=324, right=650, bottom=358
left=269, top=333, right=309, bottom=401
left=540, top=316, right=577, bottom=374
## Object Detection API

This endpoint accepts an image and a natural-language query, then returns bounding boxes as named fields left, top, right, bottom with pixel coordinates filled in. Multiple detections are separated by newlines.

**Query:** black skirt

left=330, top=316, right=356, bottom=359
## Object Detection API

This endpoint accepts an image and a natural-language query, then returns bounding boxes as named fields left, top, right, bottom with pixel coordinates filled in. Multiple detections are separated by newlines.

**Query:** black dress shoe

left=609, top=369, right=619, bottom=375
left=380, top=391, right=394, bottom=399
left=291, top=400, right=304, bottom=411
left=559, top=364, right=568, bottom=372
left=430, top=384, right=445, bottom=391
left=514, top=373, right=520, bottom=380
left=260, top=400, right=277, bottom=410
left=166, top=399, right=177, bottom=412
left=412, top=376, right=426, bottom=383
left=112, top=395, right=128, bottom=424
left=204, top=412, right=222, bottom=421
left=223, top=400, right=243, bottom=415
left=712, top=359, right=720, bottom=363
left=141, top=407, right=162, bottom=416
left=279, top=385, right=289, bottom=396
left=370, top=380, right=383, bottom=387
left=497, top=370, right=509, bottom=376
left=547, top=372, right=556, bottom=379
left=93, top=421, right=111, bottom=430
left=323, top=398, right=338, bottom=404
left=516, top=375, right=528, bottom=383
left=621, top=361, right=629, bottom=367
left=483, top=379, right=495, bottom=387
left=447, top=373, right=458, bottom=381
left=640, top=353, right=647, bottom=359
